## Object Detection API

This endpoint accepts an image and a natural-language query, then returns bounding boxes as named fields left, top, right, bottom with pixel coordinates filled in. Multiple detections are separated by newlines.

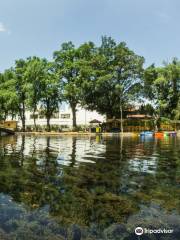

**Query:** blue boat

left=140, top=131, right=154, bottom=137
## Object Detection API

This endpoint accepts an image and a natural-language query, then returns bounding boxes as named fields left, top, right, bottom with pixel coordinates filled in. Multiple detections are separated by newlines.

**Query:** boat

left=164, top=131, right=177, bottom=137
left=154, top=132, right=164, bottom=138
left=154, top=131, right=177, bottom=138
left=0, top=127, right=15, bottom=136
left=140, top=131, right=154, bottom=137
left=140, top=131, right=177, bottom=139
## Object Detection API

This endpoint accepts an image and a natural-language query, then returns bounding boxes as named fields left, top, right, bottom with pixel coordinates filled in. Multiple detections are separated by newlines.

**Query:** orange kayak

left=155, top=132, right=164, bottom=138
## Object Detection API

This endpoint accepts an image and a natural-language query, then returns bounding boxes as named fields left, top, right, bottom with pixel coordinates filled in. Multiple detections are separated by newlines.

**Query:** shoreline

left=15, top=131, right=139, bottom=137
left=12, top=130, right=180, bottom=137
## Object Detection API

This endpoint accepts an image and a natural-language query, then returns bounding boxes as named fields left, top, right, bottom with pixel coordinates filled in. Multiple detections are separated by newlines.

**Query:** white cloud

left=0, top=22, right=7, bottom=32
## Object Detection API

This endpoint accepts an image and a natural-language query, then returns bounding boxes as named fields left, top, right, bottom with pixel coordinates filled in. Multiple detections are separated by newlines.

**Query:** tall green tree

left=40, top=60, right=62, bottom=132
left=165, top=59, right=180, bottom=118
left=144, top=59, right=180, bottom=120
left=53, top=42, right=79, bottom=128
left=0, top=70, right=19, bottom=121
left=53, top=41, right=95, bottom=129
left=14, top=59, right=29, bottom=131
left=25, top=57, right=47, bottom=130
left=81, top=36, right=144, bottom=132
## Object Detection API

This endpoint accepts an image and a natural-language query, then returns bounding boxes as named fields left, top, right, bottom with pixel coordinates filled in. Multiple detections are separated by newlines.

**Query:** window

left=60, top=114, right=70, bottom=119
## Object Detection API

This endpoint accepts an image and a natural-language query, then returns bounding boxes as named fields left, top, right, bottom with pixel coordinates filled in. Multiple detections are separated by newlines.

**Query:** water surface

left=0, top=135, right=179, bottom=239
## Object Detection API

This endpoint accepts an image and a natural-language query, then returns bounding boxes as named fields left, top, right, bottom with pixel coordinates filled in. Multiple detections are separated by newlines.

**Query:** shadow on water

left=0, top=135, right=179, bottom=239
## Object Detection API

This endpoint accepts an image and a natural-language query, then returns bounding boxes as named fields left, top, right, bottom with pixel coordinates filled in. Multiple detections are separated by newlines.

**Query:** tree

left=0, top=70, right=18, bottom=121
left=174, top=99, right=180, bottom=120
left=53, top=41, right=95, bottom=129
left=139, top=103, right=155, bottom=116
left=53, top=42, right=79, bottom=128
left=40, top=60, right=62, bottom=132
left=164, top=59, right=180, bottom=118
left=13, top=59, right=29, bottom=131
left=81, top=36, right=144, bottom=132
left=143, top=59, right=180, bottom=120
left=25, top=57, right=47, bottom=130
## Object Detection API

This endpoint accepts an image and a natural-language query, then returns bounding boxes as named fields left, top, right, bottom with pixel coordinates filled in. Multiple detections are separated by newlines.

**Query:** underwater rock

left=126, top=204, right=180, bottom=240
left=0, top=229, right=11, bottom=240
left=68, top=224, right=81, bottom=240
left=104, top=223, right=128, bottom=240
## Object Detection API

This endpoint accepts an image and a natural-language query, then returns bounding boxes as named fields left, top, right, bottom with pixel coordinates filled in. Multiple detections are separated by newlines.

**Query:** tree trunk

left=11, top=111, right=17, bottom=120
left=46, top=100, right=51, bottom=132
left=21, top=102, right=26, bottom=132
left=120, top=105, right=123, bottom=134
left=47, top=117, right=51, bottom=132
left=71, top=104, right=77, bottom=129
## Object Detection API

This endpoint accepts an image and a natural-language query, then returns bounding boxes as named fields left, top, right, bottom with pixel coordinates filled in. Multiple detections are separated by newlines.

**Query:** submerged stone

left=68, top=224, right=82, bottom=240
left=104, top=224, right=128, bottom=240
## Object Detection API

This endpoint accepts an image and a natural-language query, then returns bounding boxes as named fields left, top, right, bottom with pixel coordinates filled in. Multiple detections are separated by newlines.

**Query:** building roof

left=89, top=119, right=102, bottom=123
left=127, top=114, right=152, bottom=119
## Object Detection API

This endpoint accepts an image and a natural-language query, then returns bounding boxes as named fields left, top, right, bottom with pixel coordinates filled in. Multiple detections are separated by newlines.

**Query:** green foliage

left=1, top=36, right=180, bottom=132
left=0, top=70, right=18, bottom=120
left=38, top=61, right=62, bottom=131
left=143, top=59, right=180, bottom=119
left=0, top=58, right=62, bottom=132
left=25, top=57, right=47, bottom=130
left=53, top=41, right=95, bottom=128
left=81, top=36, right=144, bottom=119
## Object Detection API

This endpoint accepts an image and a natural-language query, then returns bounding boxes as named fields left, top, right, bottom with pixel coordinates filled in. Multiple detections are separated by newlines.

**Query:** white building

left=22, top=104, right=105, bottom=128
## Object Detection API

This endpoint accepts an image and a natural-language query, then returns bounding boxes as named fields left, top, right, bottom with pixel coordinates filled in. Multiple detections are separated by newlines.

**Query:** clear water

left=0, top=135, right=179, bottom=240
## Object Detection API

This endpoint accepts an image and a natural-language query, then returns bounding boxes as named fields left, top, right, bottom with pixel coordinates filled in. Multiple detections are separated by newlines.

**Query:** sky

left=0, top=0, right=180, bottom=72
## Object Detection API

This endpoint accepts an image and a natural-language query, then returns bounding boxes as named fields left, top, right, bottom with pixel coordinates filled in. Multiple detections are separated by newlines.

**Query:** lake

left=0, top=135, right=179, bottom=240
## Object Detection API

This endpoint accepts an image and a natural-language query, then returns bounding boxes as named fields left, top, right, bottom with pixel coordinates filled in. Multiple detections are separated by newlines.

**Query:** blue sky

left=0, top=0, right=180, bottom=72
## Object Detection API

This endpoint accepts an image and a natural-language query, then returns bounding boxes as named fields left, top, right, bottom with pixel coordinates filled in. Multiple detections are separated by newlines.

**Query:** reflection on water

left=0, top=135, right=179, bottom=239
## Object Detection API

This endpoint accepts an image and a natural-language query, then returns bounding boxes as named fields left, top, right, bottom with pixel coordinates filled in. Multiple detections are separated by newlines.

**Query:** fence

left=105, top=119, right=180, bottom=132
